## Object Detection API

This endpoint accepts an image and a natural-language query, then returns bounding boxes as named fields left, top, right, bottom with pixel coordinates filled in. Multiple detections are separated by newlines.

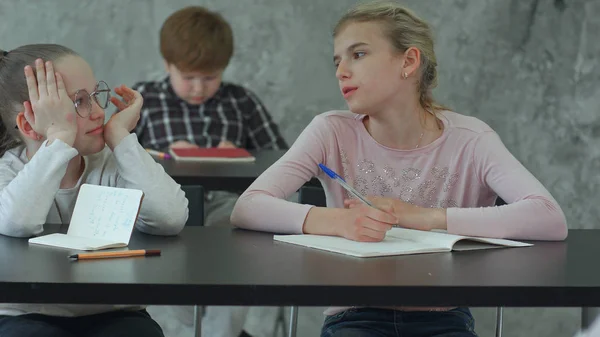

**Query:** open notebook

left=274, top=227, right=532, bottom=258
left=29, top=184, right=144, bottom=251
left=169, top=147, right=256, bottom=163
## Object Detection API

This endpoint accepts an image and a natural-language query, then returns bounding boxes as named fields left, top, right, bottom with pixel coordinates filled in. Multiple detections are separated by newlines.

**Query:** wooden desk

left=0, top=227, right=597, bottom=309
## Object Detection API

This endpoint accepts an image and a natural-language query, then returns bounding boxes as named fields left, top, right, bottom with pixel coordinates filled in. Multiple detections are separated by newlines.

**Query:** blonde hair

left=334, top=1, right=447, bottom=113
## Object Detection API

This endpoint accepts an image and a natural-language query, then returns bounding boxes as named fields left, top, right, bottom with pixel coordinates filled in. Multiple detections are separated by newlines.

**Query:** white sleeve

left=0, top=141, right=77, bottom=237
left=111, top=134, right=188, bottom=236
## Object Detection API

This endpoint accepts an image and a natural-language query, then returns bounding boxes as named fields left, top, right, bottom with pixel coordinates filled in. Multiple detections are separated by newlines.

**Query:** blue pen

left=318, top=163, right=375, bottom=207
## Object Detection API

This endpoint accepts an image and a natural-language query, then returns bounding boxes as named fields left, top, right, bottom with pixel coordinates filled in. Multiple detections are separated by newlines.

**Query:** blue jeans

left=0, top=309, right=164, bottom=337
left=322, top=307, right=477, bottom=337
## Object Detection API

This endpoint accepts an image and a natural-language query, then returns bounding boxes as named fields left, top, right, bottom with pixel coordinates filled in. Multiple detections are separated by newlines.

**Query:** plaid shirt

left=132, top=77, right=288, bottom=151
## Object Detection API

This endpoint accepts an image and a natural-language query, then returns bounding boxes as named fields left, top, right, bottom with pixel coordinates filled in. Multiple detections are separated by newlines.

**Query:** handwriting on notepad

left=30, top=184, right=144, bottom=251
left=84, top=188, right=139, bottom=238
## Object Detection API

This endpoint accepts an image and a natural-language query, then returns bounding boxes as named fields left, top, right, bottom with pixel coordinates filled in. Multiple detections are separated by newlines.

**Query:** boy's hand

left=105, top=85, right=143, bottom=150
left=217, top=140, right=236, bottom=148
left=168, top=140, right=236, bottom=149
left=170, top=141, right=200, bottom=149
left=23, top=59, right=77, bottom=146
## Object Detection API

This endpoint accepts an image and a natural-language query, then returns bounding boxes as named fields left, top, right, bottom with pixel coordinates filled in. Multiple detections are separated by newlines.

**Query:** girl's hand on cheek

left=23, top=59, right=77, bottom=146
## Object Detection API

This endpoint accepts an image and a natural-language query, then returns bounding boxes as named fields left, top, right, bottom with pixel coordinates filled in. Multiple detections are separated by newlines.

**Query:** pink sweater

left=231, top=110, right=567, bottom=241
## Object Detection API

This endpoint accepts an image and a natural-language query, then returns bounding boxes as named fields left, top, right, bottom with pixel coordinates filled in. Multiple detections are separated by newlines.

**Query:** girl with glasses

left=0, top=44, right=188, bottom=337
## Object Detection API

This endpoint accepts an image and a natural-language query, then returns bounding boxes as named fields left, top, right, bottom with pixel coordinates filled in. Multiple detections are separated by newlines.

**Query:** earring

left=402, top=72, right=408, bottom=79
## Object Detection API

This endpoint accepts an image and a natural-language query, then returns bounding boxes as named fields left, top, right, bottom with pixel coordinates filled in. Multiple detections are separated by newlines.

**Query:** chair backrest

left=181, top=185, right=205, bottom=226
left=298, top=185, right=508, bottom=208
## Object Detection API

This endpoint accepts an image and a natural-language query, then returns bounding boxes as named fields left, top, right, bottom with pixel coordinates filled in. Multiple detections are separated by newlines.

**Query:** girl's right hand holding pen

left=338, top=202, right=397, bottom=242
left=22, top=59, right=77, bottom=146
left=303, top=202, right=397, bottom=243
left=308, top=163, right=398, bottom=242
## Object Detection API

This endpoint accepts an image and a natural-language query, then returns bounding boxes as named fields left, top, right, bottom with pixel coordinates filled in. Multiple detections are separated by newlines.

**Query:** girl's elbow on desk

left=506, top=210, right=568, bottom=241
left=229, top=207, right=249, bottom=229
left=229, top=196, right=260, bottom=229
left=165, top=207, right=189, bottom=235
left=535, top=198, right=569, bottom=241
left=524, top=202, right=568, bottom=241
left=0, top=223, right=43, bottom=238
left=136, top=207, right=187, bottom=236
left=547, top=213, right=569, bottom=241
left=530, top=198, right=569, bottom=241
left=136, top=221, right=184, bottom=236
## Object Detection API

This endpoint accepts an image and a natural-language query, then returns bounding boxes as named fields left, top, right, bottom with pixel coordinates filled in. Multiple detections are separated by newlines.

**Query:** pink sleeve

left=447, top=131, right=568, bottom=241
left=230, top=115, right=333, bottom=233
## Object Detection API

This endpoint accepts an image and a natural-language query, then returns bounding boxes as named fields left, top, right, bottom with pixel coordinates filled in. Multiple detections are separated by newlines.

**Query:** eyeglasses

left=73, top=80, right=111, bottom=118
left=15, top=81, right=111, bottom=130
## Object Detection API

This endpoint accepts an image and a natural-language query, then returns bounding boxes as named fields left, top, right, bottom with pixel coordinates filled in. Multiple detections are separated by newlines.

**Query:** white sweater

left=0, top=134, right=189, bottom=316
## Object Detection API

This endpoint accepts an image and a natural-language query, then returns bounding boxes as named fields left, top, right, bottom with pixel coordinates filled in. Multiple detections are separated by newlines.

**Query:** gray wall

left=1, top=0, right=598, bottom=336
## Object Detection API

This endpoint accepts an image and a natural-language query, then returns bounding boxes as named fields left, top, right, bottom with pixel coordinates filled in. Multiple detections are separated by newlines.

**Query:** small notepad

left=29, top=184, right=144, bottom=251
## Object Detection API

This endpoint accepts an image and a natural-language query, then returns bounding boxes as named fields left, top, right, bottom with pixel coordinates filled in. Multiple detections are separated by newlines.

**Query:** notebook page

left=452, top=237, right=532, bottom=250
left=387, top=228, right=532, bottom=250
left=28, top=233, right=124, bottom=251
left=386, top=228, right=468, bottom=250
left=274, top=234, right=445, bottom=258
left=67, top=184, right=143, bottom=243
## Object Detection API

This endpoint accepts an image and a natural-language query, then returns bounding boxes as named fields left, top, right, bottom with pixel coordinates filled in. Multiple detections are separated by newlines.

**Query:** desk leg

left=582, top=307, right=600, bottom=330
left=495, top=307, right=503, bottom=337
left=288, top=306, right=298, bottom=337
left=194, top=305, right=203, bottom=337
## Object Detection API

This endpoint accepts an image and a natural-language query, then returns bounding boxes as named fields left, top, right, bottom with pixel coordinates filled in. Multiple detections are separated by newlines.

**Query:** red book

left=169, top=147, right=256, bottom=163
